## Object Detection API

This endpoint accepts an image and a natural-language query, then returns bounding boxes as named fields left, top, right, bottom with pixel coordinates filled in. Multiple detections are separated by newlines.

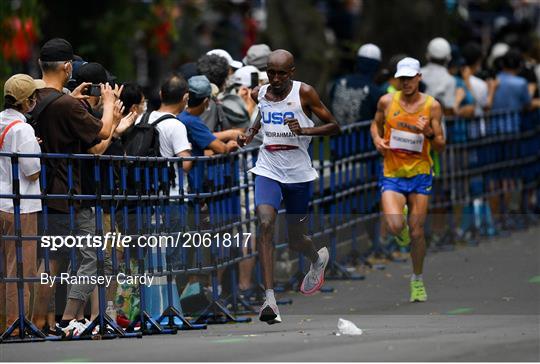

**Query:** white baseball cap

left=357, top=43, right=381, bottom=61
left=488, top=42, right=509, bottom=67
left=206, top=49, right=243, bottom=69
left=427, top=37, right=451, bottom=61
left=233, top=65, right=260, bottom=87
left=258, top=70, right=269, bottom=85
left=394, top=57, right=421, bottom=78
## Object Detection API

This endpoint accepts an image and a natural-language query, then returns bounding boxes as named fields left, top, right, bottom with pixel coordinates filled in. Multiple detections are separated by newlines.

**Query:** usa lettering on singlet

left=249, top=81, right=318, bottom=183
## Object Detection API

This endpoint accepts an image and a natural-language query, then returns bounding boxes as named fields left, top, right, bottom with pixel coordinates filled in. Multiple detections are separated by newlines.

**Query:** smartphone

left=83, top=84, right=101, bottom=96
left=250, top=72, right=259, bottom=89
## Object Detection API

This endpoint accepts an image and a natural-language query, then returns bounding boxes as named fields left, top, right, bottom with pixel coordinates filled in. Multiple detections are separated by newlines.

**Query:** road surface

left=1, top=227, right=538, bottom=361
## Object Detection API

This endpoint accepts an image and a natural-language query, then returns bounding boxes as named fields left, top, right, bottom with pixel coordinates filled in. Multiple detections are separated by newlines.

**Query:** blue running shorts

left=254, top=175, right=312, bottom=214
left=379, top=174, right=433, bottom=196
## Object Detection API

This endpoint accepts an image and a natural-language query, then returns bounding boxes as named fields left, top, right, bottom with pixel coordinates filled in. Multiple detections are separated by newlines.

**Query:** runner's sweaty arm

left=371, top=93, right=392, bottom=155
left=418, top=99, right=445, bottom=152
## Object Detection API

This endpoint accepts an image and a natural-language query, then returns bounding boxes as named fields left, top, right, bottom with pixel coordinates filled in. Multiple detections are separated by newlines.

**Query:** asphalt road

left=1, top=227, right=538, bottom=361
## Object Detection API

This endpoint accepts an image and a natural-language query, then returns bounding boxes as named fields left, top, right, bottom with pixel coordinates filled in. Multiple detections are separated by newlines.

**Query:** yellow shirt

left=383, top=91, right=433, bottom=178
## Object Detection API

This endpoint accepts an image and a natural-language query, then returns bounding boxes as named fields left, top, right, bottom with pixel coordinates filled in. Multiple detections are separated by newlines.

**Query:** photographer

left=30, top=38, right=125, bottom=337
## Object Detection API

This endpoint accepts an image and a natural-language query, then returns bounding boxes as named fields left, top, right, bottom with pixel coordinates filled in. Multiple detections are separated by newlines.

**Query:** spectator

left=176, top=75, right=240, bottom=300
left=178, top=62, right=199, bottom=81
left=119, top=82, right=146, bottom=116
left=449, top=54, right=476, bottom=118
left=242, top=43, right=272, bottom=84
left=134, top=74, right=191, bottom=163
left=421, top=37, right=457, bottom=112
left=30, top=38, right=121, bottom=336
left=178, top=75, right=239, bottom=188
left=0, top=75, right=42, bottom=335
left=229, top=65, right=264, bottom=148
left=207, top=48, right=243, bottom=71
left=198, top=54, right=251, bottom=132
left=461, top=42, right=489, bottom=116
left=329, top=43, right=385, bottom=124
left=231, top=66, right=260, bottom=123
left=487, top=43, right=510, bottom=75
left=243, top=44, right=271, bottom=71
left=198, top=54, right=231, bottom=131
left=71, top=63, right=135, bottom=329
left=132, top=74, right=192, bottom=273
left=490, top=49, right=532, bottom=111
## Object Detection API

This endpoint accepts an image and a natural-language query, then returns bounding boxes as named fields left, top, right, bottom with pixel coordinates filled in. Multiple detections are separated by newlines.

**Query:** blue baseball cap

left=188, top=75, right=212, bottom=98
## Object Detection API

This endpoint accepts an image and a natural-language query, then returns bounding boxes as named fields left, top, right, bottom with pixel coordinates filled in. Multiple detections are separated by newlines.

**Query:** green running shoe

left=410, top=280, right=427, bottom=302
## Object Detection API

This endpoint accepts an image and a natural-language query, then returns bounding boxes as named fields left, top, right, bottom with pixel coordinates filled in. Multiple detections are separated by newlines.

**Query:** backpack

left=29, top=89, right=64, bottom=131
left=219, top=93, right=251, bottom=130
left=121, top=112, right=178, bottom=193
left=122, top=112, right=175, bottom=157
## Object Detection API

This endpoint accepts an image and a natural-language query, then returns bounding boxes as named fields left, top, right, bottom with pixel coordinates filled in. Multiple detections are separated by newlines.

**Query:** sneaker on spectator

left=92, top=324, right=115, bottom=335
left=54, top=319, right=86, bottom=339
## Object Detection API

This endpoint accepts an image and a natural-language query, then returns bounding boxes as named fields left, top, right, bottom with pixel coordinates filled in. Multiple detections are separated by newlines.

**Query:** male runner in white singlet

left=238, top=50, right=340, bottom=324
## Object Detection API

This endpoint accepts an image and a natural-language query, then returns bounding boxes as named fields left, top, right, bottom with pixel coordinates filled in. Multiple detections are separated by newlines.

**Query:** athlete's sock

left=265, top=289, right=276, bottom=305
left=59, top=319, right=71, bottom=328
left=411, top=274, right=423, bottom=281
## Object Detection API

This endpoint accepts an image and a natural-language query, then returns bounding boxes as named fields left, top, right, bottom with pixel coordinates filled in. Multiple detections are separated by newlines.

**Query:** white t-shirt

left=135, top=111, right=191, bottom=197
left=249, top=81, right=318, bottom=183
left=135, top=111, right=191, bottom=157
left=421, top=63, right=457, bottom=109
left=0, top=109, right=42, bottom=213
left=469, top=75, right=488, bottom=116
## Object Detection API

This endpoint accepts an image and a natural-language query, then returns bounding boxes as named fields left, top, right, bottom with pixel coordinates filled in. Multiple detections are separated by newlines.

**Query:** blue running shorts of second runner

left=379, top=174, right=433, bottom=196
left=254, top=175, right=312, bottom=215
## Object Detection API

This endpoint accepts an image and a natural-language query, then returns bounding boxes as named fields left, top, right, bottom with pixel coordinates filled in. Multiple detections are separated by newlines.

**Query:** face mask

left=64, top=64, right=72, bottom=84
left=142, top=100, right=147, bottom=114
left=224, top=74, right=235, bottom=89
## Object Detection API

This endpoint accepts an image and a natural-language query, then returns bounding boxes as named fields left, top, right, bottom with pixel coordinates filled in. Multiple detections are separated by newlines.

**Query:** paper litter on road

left=337, top=318, right=363, bottom=336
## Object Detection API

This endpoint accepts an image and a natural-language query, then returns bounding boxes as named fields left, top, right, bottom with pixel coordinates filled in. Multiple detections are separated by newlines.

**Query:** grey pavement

left=0, top=227, right=538, bottom=361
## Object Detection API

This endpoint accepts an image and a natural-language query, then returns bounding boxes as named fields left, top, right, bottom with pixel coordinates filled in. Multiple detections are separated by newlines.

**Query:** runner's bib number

left=389, top=128, right=424, bottom=153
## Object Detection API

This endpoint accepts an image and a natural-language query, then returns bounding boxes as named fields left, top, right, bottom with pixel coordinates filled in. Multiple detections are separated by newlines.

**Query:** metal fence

left=0, top=108, right=538, bottom=342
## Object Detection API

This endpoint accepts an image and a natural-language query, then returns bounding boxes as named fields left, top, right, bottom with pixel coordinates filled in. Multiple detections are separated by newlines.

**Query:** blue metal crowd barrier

left=0, top=108, right=538, bottom=343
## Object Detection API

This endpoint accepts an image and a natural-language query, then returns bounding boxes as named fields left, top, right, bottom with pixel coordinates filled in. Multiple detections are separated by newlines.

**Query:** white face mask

left=224, top=73, right=235, bottom=89
left=142, top=100, right=147, bottom=114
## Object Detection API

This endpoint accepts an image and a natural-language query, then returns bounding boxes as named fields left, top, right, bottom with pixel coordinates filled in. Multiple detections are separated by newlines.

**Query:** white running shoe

left=259, top=300, right=282, bottom=325
left=300, top=247, right=329, bottom=295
